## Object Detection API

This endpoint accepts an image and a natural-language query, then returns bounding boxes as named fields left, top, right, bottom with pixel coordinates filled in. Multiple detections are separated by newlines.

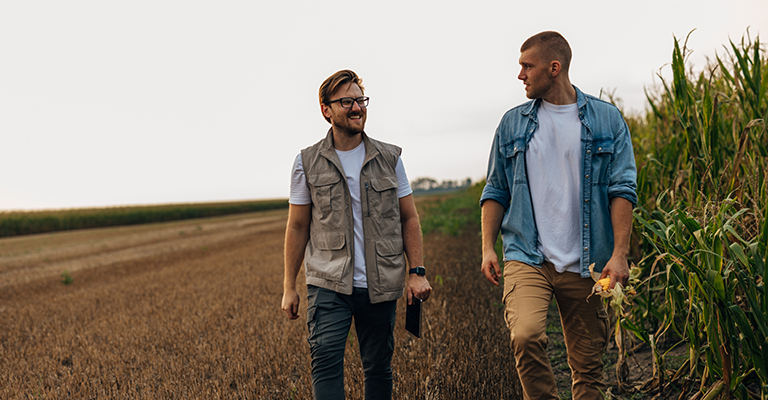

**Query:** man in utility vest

left=281, top=69, right=432, bottom=400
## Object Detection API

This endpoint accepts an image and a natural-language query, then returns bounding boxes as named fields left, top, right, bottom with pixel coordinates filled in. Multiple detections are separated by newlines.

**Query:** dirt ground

left=1, top=207, right=662, bottom=399
left=1, top=210, right=294, bottom=398
left=545, top=298, right=685, bottom=400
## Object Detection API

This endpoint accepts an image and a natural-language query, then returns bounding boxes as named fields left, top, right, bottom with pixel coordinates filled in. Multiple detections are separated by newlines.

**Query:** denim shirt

left=480, top=86, right=637, bottom=277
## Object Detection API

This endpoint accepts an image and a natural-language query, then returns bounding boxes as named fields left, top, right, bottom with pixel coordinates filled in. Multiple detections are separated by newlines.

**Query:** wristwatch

left=408, top=266, right=426, bottom=276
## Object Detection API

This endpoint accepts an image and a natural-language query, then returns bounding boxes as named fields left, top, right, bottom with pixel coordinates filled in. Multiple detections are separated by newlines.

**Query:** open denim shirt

left=480, top=86, right=637, bottom=277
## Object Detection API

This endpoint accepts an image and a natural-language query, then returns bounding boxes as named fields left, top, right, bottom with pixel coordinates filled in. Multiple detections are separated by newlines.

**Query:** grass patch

left=419, top=182, right=483, bottom=236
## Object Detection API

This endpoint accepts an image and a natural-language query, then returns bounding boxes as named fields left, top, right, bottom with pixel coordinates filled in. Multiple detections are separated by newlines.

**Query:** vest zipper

left=365, top=182, right=370, bottom=217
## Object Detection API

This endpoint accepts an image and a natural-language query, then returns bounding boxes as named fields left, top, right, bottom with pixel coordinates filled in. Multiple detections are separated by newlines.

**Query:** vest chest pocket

left=368, top=176, right=399, bottom=219
left=307, top=172, right=342, bottom=217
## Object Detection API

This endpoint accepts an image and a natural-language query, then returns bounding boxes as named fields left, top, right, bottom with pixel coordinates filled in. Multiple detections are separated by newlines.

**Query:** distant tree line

left=410, top=177, right=474, bottom=193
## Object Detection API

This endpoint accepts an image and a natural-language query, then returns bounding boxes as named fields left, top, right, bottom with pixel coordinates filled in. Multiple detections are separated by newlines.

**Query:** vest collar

left=318, top=128, right=382, bottom=168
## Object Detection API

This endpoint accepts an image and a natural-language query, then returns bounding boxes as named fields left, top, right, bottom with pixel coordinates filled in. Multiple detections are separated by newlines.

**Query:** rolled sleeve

left=608, top=121, right=638, bottom=206
left=480, top=129, right=511, bottom=209
left=480, top=183, right=510, bottom=209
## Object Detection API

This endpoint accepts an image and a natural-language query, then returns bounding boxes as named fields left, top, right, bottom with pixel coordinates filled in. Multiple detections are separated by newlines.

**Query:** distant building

left=411, top=177, right=474, bottom=194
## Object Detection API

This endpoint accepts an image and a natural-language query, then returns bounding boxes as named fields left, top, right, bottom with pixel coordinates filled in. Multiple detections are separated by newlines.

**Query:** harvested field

left=0, top=204, right=522, bottom=399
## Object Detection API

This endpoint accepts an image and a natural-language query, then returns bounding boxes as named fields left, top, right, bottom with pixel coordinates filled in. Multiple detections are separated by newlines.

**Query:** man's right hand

left=282, top=204, right=310, bottom=321
left=480, top=200, right=505, bottom=287
left=481, top=250, right=502, bottom=286
left=281, top=289, right=300, bottom=320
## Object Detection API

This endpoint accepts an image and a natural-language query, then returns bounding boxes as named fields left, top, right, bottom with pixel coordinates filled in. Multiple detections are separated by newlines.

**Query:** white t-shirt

left=526, top=100, right=582, bottom=274
left=289, top=141, right=413, bottom=288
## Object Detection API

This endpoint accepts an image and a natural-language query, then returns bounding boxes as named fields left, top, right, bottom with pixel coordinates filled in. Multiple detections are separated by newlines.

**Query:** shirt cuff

left=479, top=184, right=510, bottom=209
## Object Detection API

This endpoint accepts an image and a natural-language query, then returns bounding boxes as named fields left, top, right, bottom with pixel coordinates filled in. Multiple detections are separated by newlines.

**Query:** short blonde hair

left=521, top=31, right=572, bottom=73
left=319, top=70, right=365, bottom=123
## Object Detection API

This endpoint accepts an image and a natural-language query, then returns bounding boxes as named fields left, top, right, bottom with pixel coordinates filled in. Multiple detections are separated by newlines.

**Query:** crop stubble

left=1, top=206, right=520, bottom=399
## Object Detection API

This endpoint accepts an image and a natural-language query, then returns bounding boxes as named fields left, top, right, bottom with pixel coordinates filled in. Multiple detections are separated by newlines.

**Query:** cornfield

left=617, top=31, right=768, bottom=399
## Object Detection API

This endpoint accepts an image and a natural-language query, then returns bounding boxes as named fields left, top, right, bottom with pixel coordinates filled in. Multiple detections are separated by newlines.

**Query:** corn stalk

left=625, top=31, right=768, bottom=399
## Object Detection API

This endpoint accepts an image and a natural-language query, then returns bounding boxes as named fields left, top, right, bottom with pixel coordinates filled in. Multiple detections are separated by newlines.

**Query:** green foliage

left=0, top=199, right=288, bottom=238
left=419, top=181, right=483, bottom=236
left=60, top=270, right=73, bottom=285
left=622, top=31, right=768, bottom=398
left=631, top=31, right=767, bottom=211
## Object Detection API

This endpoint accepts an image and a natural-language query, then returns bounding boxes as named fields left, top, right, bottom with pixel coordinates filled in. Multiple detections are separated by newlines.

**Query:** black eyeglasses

left=325, top=96, right=370, bottom=109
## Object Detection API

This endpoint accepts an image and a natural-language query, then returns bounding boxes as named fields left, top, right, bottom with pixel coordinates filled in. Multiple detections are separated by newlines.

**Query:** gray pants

left=306, top=285, right=397, bottom=400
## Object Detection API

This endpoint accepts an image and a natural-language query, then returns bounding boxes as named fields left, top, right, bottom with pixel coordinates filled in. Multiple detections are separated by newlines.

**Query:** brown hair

left=318, top=70, right=365, bottom=123
left=521, top=31, right=572, bottom=73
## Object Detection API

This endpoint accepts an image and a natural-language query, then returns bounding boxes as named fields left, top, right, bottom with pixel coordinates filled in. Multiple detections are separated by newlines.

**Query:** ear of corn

left=587, top=263, right=638, bottom=312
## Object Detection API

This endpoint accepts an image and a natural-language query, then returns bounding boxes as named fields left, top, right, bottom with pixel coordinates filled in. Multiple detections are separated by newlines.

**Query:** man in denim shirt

left=479, top=31, right=637, bottom=399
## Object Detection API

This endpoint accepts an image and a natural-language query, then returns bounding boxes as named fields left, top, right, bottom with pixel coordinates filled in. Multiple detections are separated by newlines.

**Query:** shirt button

left=585, top=199, right=589, bottom=203
left=584, top=224, right=588, bottom=228
left=598, top=147, right=602, bottom=151
left=584, top=247, right=589, bottom=251
left=587, top=150, right=591, bottom=154
left=585, top=174, right=589, bottom=179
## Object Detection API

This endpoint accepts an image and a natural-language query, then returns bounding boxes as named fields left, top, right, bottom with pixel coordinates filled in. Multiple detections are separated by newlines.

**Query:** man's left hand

left=407, top=274, right=432, bottom=305
left=599, top=255, right=630, bottom=290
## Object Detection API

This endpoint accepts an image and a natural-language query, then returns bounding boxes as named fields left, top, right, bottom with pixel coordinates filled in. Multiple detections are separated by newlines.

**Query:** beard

left=331, top=109, right=366, bottom=136
left=525, top=75, right=555, bottom=99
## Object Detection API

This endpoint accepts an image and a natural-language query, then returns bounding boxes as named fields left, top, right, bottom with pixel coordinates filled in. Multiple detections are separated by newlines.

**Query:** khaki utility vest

left=301, top=129, right=406, bottom=304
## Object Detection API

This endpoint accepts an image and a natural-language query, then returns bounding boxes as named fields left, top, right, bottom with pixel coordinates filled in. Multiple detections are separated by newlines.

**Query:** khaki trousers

left=503, top=260, right=610, bottom=400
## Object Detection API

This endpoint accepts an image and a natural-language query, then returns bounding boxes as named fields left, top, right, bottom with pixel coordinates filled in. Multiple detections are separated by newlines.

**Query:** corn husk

left=587, top=263, right=640, bottom=315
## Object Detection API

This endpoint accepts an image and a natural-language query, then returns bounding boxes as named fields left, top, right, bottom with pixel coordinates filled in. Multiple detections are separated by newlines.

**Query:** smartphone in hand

left=406, top=297, right=422, bottom=338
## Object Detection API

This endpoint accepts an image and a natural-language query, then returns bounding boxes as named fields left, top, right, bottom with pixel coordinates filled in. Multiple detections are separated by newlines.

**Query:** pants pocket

left=306, top=285, right=321, bottom=344
left=502, top=281, right=518, bottom=330
left=591, top=306, right=610, bottom=351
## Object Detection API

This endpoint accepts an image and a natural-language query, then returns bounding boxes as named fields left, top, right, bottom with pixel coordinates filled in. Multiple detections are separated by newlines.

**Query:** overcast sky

left=2, top=1, right=766, bottom=211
